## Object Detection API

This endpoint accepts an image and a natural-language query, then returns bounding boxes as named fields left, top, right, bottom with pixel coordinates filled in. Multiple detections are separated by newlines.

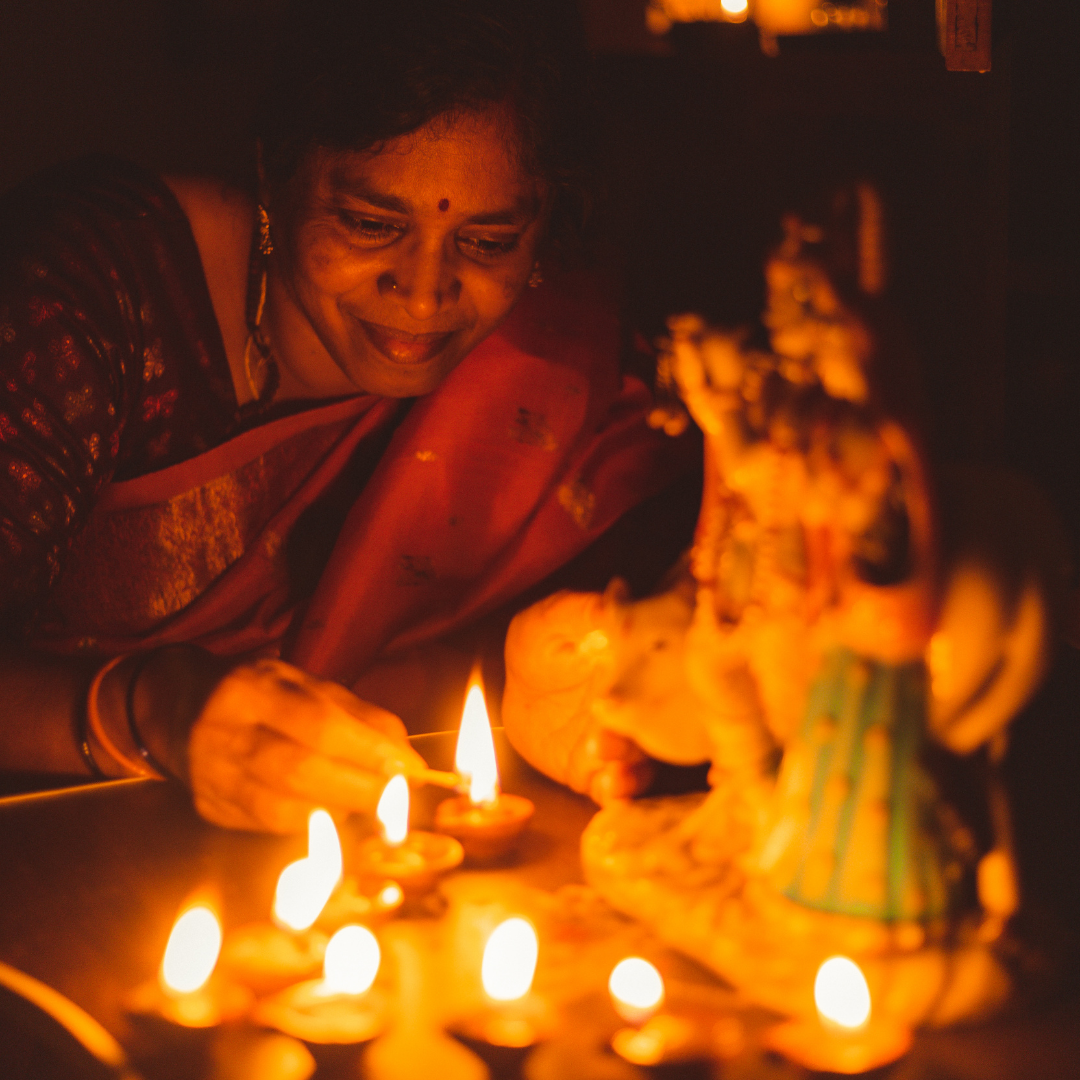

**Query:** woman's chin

left=346, top=350, right=464, bottom=398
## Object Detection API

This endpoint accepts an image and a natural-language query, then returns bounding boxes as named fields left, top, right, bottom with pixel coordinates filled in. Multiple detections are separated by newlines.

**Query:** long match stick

left=412, top=767, right=463, bottom=790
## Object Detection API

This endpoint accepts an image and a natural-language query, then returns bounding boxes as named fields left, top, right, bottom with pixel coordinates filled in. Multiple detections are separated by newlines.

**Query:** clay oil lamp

left=448, top=916, right=556, bottom=1077
left=434, top=682, right=534, bottom=863
left=763, top=955, right=912, bottom=1073
left=254, top=923, right=388, bottom=1047
left=126, top=903, right=252, bottom=1029
left=219, top=811, right=341, bottom=995
left=608, top=957, right=744, bottom=1070
left=355, top=775, right=463, bottom=900
left=316, top=878, right=404, bottom=933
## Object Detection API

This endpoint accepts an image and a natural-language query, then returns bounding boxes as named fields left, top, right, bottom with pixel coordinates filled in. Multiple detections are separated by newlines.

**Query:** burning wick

left=435, top=681, right=534, bottom=862
left=356, top=775, right=463, bottom=898
left=608, top=957, right=664, bottom=1026
left=609, top=957, right=744, bottom=1066
left=482, top=918, right=538, bottom=1003
left=127, top=903, right=251, bottom=1028
left=219, top=810, right=341, bottom=994
left=449, top=917, right=553, bottom=1056
left=253, top=924, right=388, bottom=1045
left=763, top=956, right=912, bottom=1074
left=377, top=775, right=410, bottom=846
left=274, top=809, right=343, bottom=931
left=161, top=907, right=221, bottom=996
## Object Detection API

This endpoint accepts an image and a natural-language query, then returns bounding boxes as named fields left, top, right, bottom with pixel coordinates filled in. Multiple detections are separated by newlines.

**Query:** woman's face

left=265, top=108, right=550, bottom=398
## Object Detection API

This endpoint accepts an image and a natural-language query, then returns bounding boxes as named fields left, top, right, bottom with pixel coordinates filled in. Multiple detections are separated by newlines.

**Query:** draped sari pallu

left=30, top=281, right=692, bottom=686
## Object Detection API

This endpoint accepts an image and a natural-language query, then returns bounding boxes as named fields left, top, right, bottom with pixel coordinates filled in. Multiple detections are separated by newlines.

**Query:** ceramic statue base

left=582, top=793, right=1012, bottom=1028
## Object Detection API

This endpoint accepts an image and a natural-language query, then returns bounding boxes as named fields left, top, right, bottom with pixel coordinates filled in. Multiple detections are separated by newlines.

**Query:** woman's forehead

left=310, top=114, right=545, bottom=218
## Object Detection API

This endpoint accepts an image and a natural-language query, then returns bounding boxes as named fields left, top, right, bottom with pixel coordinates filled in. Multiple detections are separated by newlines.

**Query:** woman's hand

left=503, top=589, right=654, bottom=804
left=187, top=658, right=426, bottom=832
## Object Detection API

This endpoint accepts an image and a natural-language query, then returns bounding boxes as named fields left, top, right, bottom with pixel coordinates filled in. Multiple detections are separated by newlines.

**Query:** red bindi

left=438, top=198, right=450, bottom=212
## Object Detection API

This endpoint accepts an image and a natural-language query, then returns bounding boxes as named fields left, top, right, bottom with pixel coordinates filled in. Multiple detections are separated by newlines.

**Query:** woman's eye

left=458, top=234, right=520, bottom=259
left=338, top=212, right=402, bottom=243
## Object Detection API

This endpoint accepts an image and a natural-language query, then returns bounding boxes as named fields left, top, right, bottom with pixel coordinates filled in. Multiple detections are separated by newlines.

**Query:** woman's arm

left=0, top=643, right=427, bottom=832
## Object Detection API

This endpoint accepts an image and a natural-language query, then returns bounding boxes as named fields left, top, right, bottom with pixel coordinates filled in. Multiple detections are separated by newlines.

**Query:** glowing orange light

left=272, top=809, right=342, bottom=931
left=815, top=957, right=872, bottom=1029
left=481, top=918, right=538, bottom=1002
left=320, top=925, right=381, bottom=996
left=160, top=906, right=221, bottom=995
left=608, top=957, right=665, bottom=1025
left=456, top=682, right=499, bottom=805
left=376, top=775, right=409, bottom=846
left=378, top=883, right=403, bottom=907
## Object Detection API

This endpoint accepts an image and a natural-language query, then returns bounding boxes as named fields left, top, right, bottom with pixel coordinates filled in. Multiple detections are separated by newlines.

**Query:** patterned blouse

left=0, top=158, right=285, bottom=620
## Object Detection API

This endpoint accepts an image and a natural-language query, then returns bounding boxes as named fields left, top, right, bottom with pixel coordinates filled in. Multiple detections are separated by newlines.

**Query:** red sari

left=28, top=273, right=690, bottom=686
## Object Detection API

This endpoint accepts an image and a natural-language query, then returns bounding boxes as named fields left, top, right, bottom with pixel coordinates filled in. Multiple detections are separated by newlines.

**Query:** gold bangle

left=86, top=655, right=161, bottom=778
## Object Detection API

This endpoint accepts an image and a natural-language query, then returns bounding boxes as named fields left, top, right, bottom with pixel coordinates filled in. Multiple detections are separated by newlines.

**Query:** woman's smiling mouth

left=358, top=319, right=457, bottom=365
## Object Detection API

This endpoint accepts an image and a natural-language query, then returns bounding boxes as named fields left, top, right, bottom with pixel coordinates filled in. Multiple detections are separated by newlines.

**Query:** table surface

left=1, top=730, right=1078, bottom=1080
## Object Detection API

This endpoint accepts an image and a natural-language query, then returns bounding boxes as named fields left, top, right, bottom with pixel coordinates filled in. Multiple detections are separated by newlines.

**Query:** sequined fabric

left=0, top=158, right=245, bottom=619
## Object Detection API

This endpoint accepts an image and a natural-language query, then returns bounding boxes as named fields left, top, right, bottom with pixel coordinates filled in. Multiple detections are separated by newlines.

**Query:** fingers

left=193, top=767, right=321, bottom=834
left=592, top=728, right=648, bottom=766
left=565, top=724, right=653, bottom=803
left=188, top=659, right=426, bottom=834
left=590, top=759, right=655, bottom=806
left=215, top=661, right=424, bottom=777
left=242, top=727, right=390, bottom=810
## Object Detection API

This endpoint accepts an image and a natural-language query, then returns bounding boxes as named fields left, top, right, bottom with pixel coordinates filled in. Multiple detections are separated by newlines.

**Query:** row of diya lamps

left=126, top=683, right=912, bottom=1076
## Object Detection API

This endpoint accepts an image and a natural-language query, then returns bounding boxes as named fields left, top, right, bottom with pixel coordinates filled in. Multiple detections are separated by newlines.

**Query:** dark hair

left=257, top=0, right=595, bottom=250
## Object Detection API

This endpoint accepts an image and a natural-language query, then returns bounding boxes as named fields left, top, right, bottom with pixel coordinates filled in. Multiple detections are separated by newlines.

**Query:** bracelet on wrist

left=125, top=647, right=184, bottom=784
left=85, top=654, right=162, bottom=779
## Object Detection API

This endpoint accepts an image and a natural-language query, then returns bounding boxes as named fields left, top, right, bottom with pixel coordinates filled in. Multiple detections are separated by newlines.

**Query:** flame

left=721, top=0, right=749, bottom=15
left=456, top=682, right=499, bottom=805
left=308, top=809, right=343, bottom=886
left=320, top=925, right=381, bottom=996
left=377, top=775, right=409, bottom=846
left=160, top=906, right=222, bottom=995
left=814, top=956, right=872, bottom=1029
left=481, top=918, right=538, bottom=1002
left=378, top=883, right=403, bottom=907
left=272, top=809, right=342, bottom=931
left=608, top=957, right=665, bottom=1023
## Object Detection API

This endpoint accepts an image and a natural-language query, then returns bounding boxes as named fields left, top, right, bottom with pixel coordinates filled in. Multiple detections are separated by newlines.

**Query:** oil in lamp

left=608, top=957, right=745, bottom=1068
left=355, top=775, right=463, bottom=899
left=448, top=915, right=555, bottom=1075
left=127, top=903, right=251, bottom=1028
left=219, top=810, right=340, bottom=994
left=316, top=878, right=404, bottom=932
left=434, top=682, right=534, bottom=862
left=762, top=955, right=912, bottom=1073
left=253, top=923, right=388, bottom=1046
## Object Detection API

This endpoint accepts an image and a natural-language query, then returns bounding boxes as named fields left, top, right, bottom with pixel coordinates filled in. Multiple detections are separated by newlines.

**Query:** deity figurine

left=504, top=185, right=1068, bottom=1026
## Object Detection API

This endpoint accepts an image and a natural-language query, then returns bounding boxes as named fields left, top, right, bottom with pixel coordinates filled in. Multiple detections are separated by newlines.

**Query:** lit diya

left=316, top=878, right=404, bottom=932
left=356, top=775, right=463, bottom=898
left=434, top=681, right=534, bottom=862
left=126, top=903, right=251, bottom=1028
left=448, top=916, right=556, bottom=1057
left=254, top=924, right=388, bottom=1045
left=219, top=810, right=340, bottom=994
left=608, top=957, right=743, bottom=1068
left=762, top=956, right=912, bottom=1074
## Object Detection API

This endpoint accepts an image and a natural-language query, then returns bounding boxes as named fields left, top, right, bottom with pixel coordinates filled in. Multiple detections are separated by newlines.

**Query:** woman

left=0, top=0, right=690, bottom=829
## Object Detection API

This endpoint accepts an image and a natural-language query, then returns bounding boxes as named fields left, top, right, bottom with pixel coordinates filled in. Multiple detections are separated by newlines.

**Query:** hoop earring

left=257, top=204, right=274, bottom=256
left=528, top=262, right=543, bottom=288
